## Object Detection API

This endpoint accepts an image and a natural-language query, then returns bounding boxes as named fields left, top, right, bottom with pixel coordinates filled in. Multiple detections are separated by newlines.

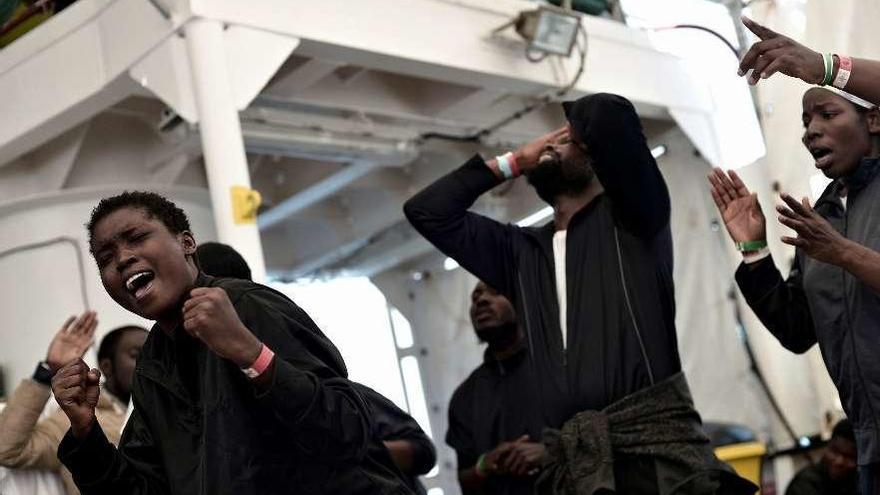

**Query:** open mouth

left=125, top=270, right=156, bottom=301
left=475, top=310, right=495, bottom=323
left=810, top=146, right=834, bottom=168
left=538, top=150, right=560, bottom=164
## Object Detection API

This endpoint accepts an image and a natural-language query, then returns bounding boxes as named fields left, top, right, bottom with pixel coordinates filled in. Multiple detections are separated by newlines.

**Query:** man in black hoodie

left=405, top=93, right=754, bottom=494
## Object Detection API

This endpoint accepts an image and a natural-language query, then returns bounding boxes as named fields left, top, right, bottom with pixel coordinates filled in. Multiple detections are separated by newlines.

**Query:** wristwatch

left=32, top=361, right=54, bottom=385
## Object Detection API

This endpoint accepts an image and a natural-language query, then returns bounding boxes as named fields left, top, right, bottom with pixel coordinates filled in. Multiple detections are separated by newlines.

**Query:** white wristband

left=495, top=154, right=514, bottom=180
left=833, top=67, right=852, bottom=89
left=742, top=247, right=771, bottom=264
left=833, top=55, right=853, bottom=89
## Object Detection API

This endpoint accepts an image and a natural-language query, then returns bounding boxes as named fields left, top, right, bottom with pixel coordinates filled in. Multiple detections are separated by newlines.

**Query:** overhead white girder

left=0, top=0, right=182, bottom=167
left=188, top=0, right=761, bottom=168
left=194, top=0, right=710, bottom=113
left=0, top=0, right=766, bottom=285
left=0, top=0, right=754, bottom=169
left=130, top=24, right=300, bottom=123
left=258, top=161, right=380, bottom=231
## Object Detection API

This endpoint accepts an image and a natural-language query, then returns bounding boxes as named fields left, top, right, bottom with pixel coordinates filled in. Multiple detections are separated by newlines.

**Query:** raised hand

left=738, top=16, right=825, bottom=86
left=52, top=359, right=101, bottom=438
left=708, top=168, right=767, bottom=244
left=182, top=287, right=262, bottom=368
left=777, top=193, right=849, bottom=265
left=513, top=127, right=568, bottom=174
left=46, top=311, right=98, bottom=373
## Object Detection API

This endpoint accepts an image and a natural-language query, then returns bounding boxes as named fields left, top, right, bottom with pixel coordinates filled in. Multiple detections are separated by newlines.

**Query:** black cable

left=650, top=24, right=740, bottom=59
left=419, top=23, right=588, bottom=144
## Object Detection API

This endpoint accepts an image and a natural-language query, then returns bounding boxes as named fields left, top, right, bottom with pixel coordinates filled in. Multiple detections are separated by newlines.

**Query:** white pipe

left=184, top=18, right=267, bottom=281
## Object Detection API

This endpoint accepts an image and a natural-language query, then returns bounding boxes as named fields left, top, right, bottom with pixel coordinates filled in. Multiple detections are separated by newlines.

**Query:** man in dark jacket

left=51, top=191, right=413, bottom=494
left=356, top=384, right=435, bottom=495
left=447, top=281, right=543, bottom=495
left=194, top=241, right=437, bottom=494
left=710, top=86, right=880, bottom=493
left=405, top=93, right=751, bottom=493
left=786, top=419, right=857, bottom=495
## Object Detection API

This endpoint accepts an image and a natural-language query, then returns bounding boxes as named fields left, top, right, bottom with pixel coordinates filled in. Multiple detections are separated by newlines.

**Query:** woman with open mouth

left=713, top=15, right=880, bottom=495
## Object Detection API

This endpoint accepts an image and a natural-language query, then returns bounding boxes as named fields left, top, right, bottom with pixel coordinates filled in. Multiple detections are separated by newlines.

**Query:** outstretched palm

left=708, top=168, right=766, bottom=243
left=46, top=311, right=98, bottom=372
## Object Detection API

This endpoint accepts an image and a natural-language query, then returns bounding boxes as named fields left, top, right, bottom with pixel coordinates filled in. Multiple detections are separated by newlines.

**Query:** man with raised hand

left=406, top=93, right=754, bottom=494
left=0, top=312, right=145, bottom=495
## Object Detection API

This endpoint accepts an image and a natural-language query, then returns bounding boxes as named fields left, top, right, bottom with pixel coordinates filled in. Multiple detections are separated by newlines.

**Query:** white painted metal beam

left=193, top=0, right=712, bottom=115
left=355, top=236, right=432, bottom=279
left=241, top=122, right=418, bottom=165
left=184, top=18, right=266, bottom=281
left=130, top=24, right=299, bottom=123
left=0, top=0, right=183, bottom=166
left=266, top=58, right=343, bottom=96
left=151, top=154, right=193, bottom=184
left=436, top=88, right=507, bottom=119
left=258, top=161, right=379, bottom=230
left=270, top=236, right=371, bottom=281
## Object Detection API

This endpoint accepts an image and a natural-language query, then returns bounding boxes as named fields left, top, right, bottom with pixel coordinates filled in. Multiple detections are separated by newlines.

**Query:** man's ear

left=180, top=230, right=197, bottom=256
left=866, top=108, right=880, bottom=134
left=98, top=358, right=113, bottom=380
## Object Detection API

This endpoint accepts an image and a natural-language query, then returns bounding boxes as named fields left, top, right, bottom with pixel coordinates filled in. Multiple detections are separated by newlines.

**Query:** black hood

left=562, top=92, right=645, bottom=151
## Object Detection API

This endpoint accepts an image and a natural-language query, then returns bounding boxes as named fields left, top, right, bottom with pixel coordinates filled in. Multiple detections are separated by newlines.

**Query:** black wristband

left=32, top=361, right=53, bottom=386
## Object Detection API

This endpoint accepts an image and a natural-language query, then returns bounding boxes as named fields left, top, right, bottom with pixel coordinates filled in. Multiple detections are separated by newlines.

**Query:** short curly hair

left=87, top=191, right=191, bottom=252
left=97, top=325, right=147, bottom=364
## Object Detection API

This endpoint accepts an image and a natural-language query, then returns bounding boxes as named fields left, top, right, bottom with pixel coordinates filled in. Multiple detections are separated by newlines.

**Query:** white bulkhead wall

left=0, top=187, right=216, bottom=393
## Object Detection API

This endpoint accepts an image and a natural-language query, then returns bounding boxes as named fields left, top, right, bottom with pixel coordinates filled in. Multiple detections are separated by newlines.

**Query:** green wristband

left=821, top=53, right=834, bottom=86
left=736, top=240, right=767, bottom=252
left=475, top=454, right=489, bottom=478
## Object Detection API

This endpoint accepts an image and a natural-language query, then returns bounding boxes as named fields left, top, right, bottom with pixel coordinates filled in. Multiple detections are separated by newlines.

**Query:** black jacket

left=355, top=383, right=435, bottom=495
left=58, top=274, right=413, bottom=494
left=785, top=462, right=857, bottom=495
left=446, top=346, right=542, bottom=495
left=404, top=93, right=681, bottom=429
left=736, top=158, right=880, bottom=466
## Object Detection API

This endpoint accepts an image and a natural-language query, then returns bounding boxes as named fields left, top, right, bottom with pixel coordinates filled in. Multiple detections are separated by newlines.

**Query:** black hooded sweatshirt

left=404, top=93, right=681, bottom=430
left=58, top=274, right=413, bottom=495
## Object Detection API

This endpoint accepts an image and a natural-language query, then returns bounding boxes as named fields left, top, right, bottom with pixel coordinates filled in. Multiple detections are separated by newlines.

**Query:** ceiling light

left=651, top=145, right=667, bottom=158
left=516, top=206, right=554, bottom=227
left=515, top=6, right=581, bottom=57
left=443, top=257, right=460, bottom=271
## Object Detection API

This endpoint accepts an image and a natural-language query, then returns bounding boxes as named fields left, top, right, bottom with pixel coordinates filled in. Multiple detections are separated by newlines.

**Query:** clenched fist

left=182, top=287, right=262, bottom=368
left=52, top=359, right=101, bottom=438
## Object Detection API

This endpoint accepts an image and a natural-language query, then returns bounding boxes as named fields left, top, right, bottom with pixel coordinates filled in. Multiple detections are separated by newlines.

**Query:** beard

left=525, top=152, right=595, bottom=205
left=475, top=321, right=518, bottom=345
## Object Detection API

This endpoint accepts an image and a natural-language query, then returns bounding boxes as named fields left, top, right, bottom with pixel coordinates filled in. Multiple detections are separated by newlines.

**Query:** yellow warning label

left=231, top=186, right=262, bottom=225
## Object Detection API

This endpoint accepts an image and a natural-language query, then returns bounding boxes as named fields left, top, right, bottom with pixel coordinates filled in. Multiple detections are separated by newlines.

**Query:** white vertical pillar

left=184, top=18, right=266, bottom=281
